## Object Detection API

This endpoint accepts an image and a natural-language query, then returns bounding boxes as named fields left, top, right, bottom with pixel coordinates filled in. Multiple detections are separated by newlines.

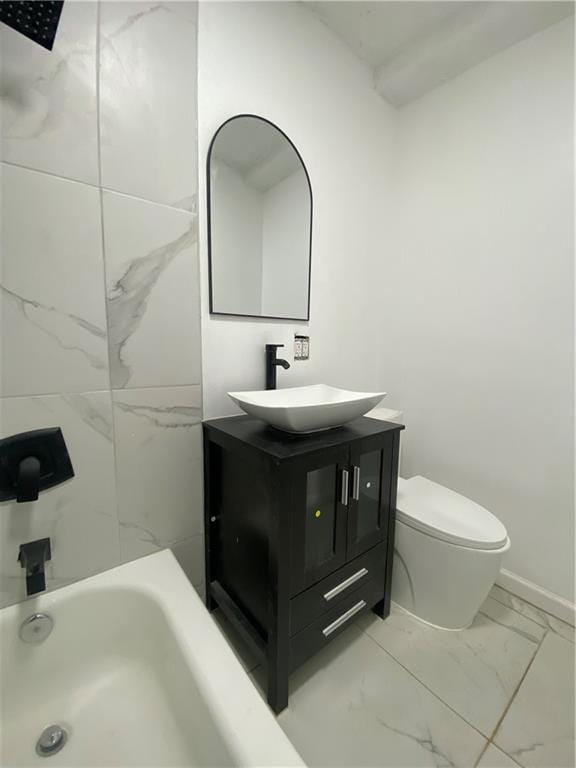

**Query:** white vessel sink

left=228, top=384, right=386, bottom=433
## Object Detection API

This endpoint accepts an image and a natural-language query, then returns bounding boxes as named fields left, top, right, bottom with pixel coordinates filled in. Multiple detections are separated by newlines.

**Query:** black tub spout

left=18, top=538, right=51, bottom=596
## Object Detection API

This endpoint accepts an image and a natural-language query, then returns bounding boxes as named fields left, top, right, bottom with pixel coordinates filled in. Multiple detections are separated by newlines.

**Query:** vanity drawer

left=289, top=544, right=385, bottom=636
left=289, top=577, right=383, bottom=671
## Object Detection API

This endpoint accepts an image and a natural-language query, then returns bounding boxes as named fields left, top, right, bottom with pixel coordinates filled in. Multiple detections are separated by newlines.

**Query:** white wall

left=198, top=1, right=396, bottom=418
left=261, top=169, right=310, bottom=319
left=211, top=159, right=263, bottom=315
left=386, top=18, right=574, bottom=605
left=199, top=4, right=573, bottom=609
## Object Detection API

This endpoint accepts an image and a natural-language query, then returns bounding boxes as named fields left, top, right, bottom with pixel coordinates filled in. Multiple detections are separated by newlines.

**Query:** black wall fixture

left=0, top=428, right=74, bottom=503
left=0, top=1, right=64, bottom=51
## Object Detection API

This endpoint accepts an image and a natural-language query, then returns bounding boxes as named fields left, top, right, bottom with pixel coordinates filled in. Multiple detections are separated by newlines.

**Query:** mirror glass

left=208, top=115, right=312, bottom=320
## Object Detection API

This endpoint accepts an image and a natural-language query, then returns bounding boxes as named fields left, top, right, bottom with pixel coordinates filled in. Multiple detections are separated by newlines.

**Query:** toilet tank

left=366, top=407, right=405, bottom=475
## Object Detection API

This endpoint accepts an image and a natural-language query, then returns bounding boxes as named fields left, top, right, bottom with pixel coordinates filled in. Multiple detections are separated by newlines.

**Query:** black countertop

left=203, top=415, right=404, bottom=461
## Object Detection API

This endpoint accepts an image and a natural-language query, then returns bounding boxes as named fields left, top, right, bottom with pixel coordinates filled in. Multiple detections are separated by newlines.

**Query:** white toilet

left=368, top=407, right=510, bottom=630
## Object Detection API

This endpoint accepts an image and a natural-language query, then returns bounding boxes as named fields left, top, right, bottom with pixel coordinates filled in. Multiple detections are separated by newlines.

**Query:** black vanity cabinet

left=203, top=415, right=403, bottom=713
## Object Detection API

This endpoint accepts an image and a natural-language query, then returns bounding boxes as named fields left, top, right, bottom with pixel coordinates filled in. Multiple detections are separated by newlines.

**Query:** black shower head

left=0, top=1, right=64, bottom=51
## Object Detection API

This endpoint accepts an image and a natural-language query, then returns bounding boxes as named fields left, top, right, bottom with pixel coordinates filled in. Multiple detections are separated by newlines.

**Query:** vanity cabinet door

left=289, top=447, right=350, bottom=595
left=346, top=434, right=394, bottom=560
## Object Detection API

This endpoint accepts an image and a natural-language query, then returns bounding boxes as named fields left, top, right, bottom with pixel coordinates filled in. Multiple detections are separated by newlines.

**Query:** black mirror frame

left=207, top=114, right=313, bottom=322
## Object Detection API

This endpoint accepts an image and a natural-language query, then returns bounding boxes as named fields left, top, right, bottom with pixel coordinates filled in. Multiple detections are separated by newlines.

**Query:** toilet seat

left=397, top=476, right=508, bottom=551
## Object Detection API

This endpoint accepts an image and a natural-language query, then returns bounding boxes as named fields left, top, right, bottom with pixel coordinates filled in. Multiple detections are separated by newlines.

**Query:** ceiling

left=212, top=117, right=302, bottom=192
left=304, top=1, right=575, bottom=106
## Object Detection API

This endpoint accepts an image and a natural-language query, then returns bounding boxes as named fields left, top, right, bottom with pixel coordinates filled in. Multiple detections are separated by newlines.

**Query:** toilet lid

left=396, top=476, right=508, bottom=550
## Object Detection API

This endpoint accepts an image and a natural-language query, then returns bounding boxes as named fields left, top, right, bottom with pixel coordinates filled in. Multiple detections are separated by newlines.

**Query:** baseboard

left=497, top=568, right=575, bottom=626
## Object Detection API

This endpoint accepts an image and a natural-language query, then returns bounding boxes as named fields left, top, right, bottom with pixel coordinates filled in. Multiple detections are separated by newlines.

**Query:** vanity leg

left=372, top=596, right=388, bottom=619
left=375, top=432, right=400, bottom=622
left=266, top=652, right=289, bottom=714
left=266, top=468, right=291, bottom=714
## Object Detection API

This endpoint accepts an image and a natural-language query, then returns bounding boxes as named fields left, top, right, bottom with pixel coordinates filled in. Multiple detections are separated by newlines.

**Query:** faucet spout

left=18, top=538, right=51, bottom=596
left=17, top=456, right=41, bottom=502
left=265, top=344, right=291, bottom=390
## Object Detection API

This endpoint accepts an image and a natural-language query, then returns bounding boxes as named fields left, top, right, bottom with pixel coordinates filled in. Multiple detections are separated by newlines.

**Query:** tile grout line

left=474, top=741, right=524, bottom=768
left=0, top=383, right=203, bottom=401
left=491, top=587, right=575, bottom=633
left=95, top=0, right=103, bottom=193
left=473, top=740, right=491, bottom=767
left=99, top=184, right=197, bottom=214
left=357, top=621, right=491, bottom=748
left=95, top=0, right=122, bottom=564
left=476, top=608, right=543, bottom=644
left=356, top=608, right=550, bottom=766
left=480, top=627, right=549, bottom=765
left=0, top=160, right=193, bottom=215
left=0, top=159, right=100, bottom=189
left=489, top=589, right=547, bottom=626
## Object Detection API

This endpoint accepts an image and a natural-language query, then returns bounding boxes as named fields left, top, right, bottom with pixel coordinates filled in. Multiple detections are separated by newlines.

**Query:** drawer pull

left=323, top=567, right=369, bottom=601
left=322, top=600, right=366, bottom=637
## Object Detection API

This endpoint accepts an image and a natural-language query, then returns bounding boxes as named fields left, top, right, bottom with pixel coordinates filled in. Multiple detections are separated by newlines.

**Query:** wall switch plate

left=294, top=335, right=309, bottom=361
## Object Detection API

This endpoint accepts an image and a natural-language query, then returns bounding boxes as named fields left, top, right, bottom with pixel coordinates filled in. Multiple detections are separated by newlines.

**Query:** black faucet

left=265, top=344, right=290, bottom=390
left=15, top=456, right=41, bottom=502
left=18, top=538, right=51, bottom=596
left=0, top=427, right=74, bottom=503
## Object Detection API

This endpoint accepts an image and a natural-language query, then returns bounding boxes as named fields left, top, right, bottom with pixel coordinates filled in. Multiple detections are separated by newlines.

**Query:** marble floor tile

left=0, top=392, right=119, bottom=608
left=1, top=164, right=109, bottom=396
left=477, top=744, right=520, bottom=768
left=103, top=191, right=200, bottom=389
left=489, top=585, right=575, bottom=643
left=0, top=1, right=98, bottom=184
left=100, top=1, right=197, bottom=209
left=357, top=598, right=543, bottom=737
left=114, top=386, right=203, bottom=559
left=252, top=625, right=486, bottom=767
left=494, top=632, right=575, bottom=768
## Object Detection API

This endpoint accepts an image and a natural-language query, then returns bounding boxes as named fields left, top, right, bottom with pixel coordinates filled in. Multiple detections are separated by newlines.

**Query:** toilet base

left=392, top=519, right=511, bottom=630
left=391, top=602, right=474, bottom=632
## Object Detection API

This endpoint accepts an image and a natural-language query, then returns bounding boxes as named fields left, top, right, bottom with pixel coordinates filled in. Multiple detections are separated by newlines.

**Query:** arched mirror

left=207, top=115, right=312, bottom=320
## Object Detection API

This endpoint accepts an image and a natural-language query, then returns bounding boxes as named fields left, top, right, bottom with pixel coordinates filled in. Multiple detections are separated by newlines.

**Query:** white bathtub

left=0, top=550, right=304, bottom=767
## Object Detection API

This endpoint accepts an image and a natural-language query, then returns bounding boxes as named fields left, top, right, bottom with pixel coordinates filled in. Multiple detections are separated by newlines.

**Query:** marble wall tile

left=0, top=392, right=119, bottom=608
left=102, top=191, right=200, bottom=389
left=251, top=625, right=487, bottom=767
left=113, top=386, right=203, bottom=563
left=357, top=599, right=543, bottom=737
left=494, top=632, right=575, bottom=768
left=0, top=1, right=98, bottom=184
left=1, top=164, right=109, bottom=397
left=1, top=1, right=202, bottom=612
left=100, top=2, right=198, bottom=209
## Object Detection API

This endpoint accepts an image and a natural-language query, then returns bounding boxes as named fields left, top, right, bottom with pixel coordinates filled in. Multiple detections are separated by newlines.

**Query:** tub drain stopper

left=36, top=725, right=67, bottom=757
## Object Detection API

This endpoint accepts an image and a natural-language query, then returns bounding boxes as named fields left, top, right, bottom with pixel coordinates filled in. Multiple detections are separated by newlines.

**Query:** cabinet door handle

left=340, top=469, right=349, bottom=506
left=322, top=600, right=367, bottom=637
left=352, top=466, right=361, bottom=501
left=323, top=567, right=369, bottom=601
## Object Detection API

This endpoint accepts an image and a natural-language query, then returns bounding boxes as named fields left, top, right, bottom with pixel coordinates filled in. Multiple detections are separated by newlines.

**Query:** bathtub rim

left=0, top=549, right=305, bottom=768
